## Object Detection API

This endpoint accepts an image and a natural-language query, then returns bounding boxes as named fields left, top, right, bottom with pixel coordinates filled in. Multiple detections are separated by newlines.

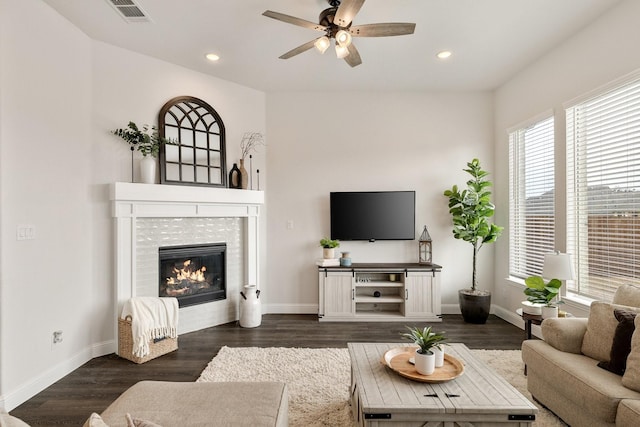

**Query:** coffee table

left=348, top=342, right=537, bottom=426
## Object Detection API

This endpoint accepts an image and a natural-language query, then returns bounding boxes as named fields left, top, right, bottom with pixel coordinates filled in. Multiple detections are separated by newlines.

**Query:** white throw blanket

left=121, top=297, right=179, bottom=357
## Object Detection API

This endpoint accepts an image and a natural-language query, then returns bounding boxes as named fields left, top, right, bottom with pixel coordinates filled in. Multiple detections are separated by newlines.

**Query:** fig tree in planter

left=443, top=158, right=503, bottom=324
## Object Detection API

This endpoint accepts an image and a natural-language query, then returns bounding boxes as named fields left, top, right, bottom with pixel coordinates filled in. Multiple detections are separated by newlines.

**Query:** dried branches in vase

left=240, top=132, right=265, bottom=160
left=239, top=132, right=265, bottom=189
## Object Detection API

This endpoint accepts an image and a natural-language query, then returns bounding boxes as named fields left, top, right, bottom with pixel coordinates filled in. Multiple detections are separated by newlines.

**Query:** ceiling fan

left=262, top=0, right=416, bottom=67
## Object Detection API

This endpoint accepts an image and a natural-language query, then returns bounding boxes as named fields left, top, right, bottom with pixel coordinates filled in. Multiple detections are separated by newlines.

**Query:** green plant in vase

left=112, top=121, right=172, bottom=158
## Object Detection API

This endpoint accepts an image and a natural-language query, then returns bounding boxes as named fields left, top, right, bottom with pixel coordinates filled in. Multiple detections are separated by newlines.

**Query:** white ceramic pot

left=139, top=156, right=156, bottom=184
left=521, top=301, right=544, bottom=315
left=541, top=305, right=558, bottom=319
left=239, top=285, right=262, bottom=328
left=414, top=349, right=435, bottom=375
left=323, top=248, right=335, bottom=259
left=433, top=346, right=445, bottom=368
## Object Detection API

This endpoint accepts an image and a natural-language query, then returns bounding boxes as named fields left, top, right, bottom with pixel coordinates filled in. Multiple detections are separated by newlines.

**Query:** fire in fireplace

left=158, top=243, right=226, bottom=307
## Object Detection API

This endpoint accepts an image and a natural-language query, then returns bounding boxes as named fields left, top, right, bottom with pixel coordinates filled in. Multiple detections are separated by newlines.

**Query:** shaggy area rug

left=197, top=346, right=567, bottom=427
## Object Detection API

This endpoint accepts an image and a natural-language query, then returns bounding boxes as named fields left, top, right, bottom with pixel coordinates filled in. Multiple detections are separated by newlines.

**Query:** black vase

left=458, top=289, right=491, bottom=324
left=229, top=163, right=242, bottom=189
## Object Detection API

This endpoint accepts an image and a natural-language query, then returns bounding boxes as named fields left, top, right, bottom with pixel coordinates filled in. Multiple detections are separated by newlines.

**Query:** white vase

left=139, top=156, right=156, bottom=184
left=414, top=349, right=435, bottom=375
left=541, top=305, right=558, bottom=319
left=323, top=248, right=335, bottom=259
left=433, top=346, right=445, bottom=368
left=240, top=285, right=262, bottom=328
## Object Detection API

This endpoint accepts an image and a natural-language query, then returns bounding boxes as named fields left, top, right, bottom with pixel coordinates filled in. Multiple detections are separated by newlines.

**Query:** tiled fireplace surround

left=111, top=182, right=264, bottom=336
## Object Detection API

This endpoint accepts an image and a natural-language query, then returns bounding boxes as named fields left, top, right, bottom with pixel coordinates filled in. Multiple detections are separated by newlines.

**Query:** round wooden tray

left=381, top=346, right=465, bottom=383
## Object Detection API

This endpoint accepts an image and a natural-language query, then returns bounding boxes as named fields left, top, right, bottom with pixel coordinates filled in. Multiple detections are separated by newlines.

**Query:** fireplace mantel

left=111, top=182, right=264, bottom=335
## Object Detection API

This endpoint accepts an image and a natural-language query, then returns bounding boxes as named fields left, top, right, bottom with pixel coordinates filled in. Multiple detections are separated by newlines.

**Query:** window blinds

left=566, top=77, right=640, bottom=301
left=509, top=116, right=555, bottom=279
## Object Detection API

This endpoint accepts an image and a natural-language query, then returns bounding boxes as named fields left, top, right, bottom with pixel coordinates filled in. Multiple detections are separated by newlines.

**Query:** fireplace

left=158, top=243, right=226, bottom=308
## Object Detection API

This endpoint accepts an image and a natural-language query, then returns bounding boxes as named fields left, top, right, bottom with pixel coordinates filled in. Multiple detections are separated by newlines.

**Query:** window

left=509, top=116, right=555, bottom=279
left=566, top=75, right=640, bottom=301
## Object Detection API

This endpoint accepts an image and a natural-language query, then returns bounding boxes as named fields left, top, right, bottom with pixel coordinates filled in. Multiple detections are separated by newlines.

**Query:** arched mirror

left=158, top=96, right=227, bottom=187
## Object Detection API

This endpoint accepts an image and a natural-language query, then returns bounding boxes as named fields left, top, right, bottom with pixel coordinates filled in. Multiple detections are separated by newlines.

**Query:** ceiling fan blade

left=344, top=43, right=362, bottom=68
left=334, top=0, right=366, bottom=27
left=263, top=10, right=327, bottom=32
left=279, top=39, right=318, bottom=60
left=349, top=23, right=416, bottom=37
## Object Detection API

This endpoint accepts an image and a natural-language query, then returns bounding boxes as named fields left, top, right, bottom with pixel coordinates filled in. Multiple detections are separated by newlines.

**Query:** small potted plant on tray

left=401, top=326, right=448, bottom=375
left=319, top=238, right=340, bottom=259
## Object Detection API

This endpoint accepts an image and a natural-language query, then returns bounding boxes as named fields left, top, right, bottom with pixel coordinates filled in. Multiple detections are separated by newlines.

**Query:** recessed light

left=436, top=51, right=452, bottom=60
left=205, top=53, right=220, bottom=62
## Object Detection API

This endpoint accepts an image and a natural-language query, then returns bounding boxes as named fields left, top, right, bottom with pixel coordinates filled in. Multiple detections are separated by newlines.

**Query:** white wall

left=0, top=0, right=93, bottom=409
left=493, top=0, right=640, bottom=325
left=265, top=91, right=494, bottom=313
left=0, top=0, right=266, bottom=411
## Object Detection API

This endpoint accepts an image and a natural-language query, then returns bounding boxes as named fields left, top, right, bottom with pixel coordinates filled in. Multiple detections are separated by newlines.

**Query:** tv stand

left=318, top=263, right=442, bottom=322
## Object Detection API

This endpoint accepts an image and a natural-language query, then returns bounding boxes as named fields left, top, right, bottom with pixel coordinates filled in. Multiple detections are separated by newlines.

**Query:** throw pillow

left=82, top=413, right=109, bottom=427
left=581, top=302, right=640, bottom=361
left=622, top=315, right=640, bottom=392
left=597, top=309, right=637, bottom=375
left=612, top=284, right=640, bottom=307
left=125, top=413, right=162, bottom=427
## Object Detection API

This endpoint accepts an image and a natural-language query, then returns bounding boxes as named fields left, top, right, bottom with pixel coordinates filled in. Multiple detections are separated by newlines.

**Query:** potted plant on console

left=443, top=158, right=503, bottom=324
left=319, top=238, right=340, bottom=259
left=402, top=326, right=448, bottom=375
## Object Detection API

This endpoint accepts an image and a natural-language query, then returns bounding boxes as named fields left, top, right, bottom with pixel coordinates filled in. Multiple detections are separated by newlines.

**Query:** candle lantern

left=418, top=225, right=432, bottom=264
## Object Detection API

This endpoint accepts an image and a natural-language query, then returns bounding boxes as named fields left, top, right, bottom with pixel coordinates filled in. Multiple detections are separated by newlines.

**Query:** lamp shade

left=314, top=36, right=330, bottom=54
left=335, top=44, right=349, bottom=59
left=335, top=29, right=352, bottom=47
left=542, top=252, right=575, bottom=281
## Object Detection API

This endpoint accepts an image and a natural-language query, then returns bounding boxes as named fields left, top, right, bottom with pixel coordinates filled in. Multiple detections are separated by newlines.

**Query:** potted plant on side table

left=524, top=275, right=563, bottom=319
left=443, top=158, right=503, bottom=324
left=401, top=326, right=448, bottom=375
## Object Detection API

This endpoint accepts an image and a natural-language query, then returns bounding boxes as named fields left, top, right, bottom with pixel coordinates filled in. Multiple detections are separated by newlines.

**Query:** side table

left=516, top=308, right=542, bottom=340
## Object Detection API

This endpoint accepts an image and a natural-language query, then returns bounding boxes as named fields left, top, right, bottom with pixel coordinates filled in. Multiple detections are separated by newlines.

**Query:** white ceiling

left=43, top=0, right=621, bottom=93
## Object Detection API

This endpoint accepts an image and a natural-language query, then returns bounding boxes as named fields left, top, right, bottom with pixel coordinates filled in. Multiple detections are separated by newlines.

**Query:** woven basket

left=118, top=315, right=178, bottom=364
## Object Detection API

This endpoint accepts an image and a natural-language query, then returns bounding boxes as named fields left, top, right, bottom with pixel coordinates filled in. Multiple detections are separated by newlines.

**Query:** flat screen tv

left=330, top=191, right=416, bottom=241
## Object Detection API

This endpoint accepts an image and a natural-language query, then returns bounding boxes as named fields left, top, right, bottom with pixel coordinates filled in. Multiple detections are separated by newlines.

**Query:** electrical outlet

left=286, top=220, right=294, bottom=230
left=52, top=330, right=63, bottom=344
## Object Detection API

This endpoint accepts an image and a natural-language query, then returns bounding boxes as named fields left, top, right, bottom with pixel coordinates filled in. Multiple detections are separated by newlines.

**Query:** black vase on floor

left=459, top=289, right=491, bottom=324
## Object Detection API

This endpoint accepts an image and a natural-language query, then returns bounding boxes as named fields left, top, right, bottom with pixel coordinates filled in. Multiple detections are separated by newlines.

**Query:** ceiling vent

left=106, top=0, right=150, bottom=23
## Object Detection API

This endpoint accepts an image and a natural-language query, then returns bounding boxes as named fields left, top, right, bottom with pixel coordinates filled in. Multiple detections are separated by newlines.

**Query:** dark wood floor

left=10, top=314, right=526, bottom=426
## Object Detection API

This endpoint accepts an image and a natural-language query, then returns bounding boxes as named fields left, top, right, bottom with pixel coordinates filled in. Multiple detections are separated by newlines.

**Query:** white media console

left=318, top=263, right=442, bottom=322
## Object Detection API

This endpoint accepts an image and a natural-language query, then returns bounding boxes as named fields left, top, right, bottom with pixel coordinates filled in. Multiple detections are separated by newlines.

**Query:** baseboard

left=263, top=303, right=317, bottom=314
left=1, top=345, right=94, bottom=411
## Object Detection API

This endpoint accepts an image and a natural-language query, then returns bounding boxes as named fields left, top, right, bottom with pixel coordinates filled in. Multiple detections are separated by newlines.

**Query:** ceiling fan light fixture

left=314, top=36, right=331, bottom=54
left=335, top=29, right=352, bottom=47
left=335, top=44, right=349, bottom=59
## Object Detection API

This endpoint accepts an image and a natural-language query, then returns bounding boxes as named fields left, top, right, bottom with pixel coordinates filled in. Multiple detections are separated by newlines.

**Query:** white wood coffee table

left=348, top=342, right=537, bottom=426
